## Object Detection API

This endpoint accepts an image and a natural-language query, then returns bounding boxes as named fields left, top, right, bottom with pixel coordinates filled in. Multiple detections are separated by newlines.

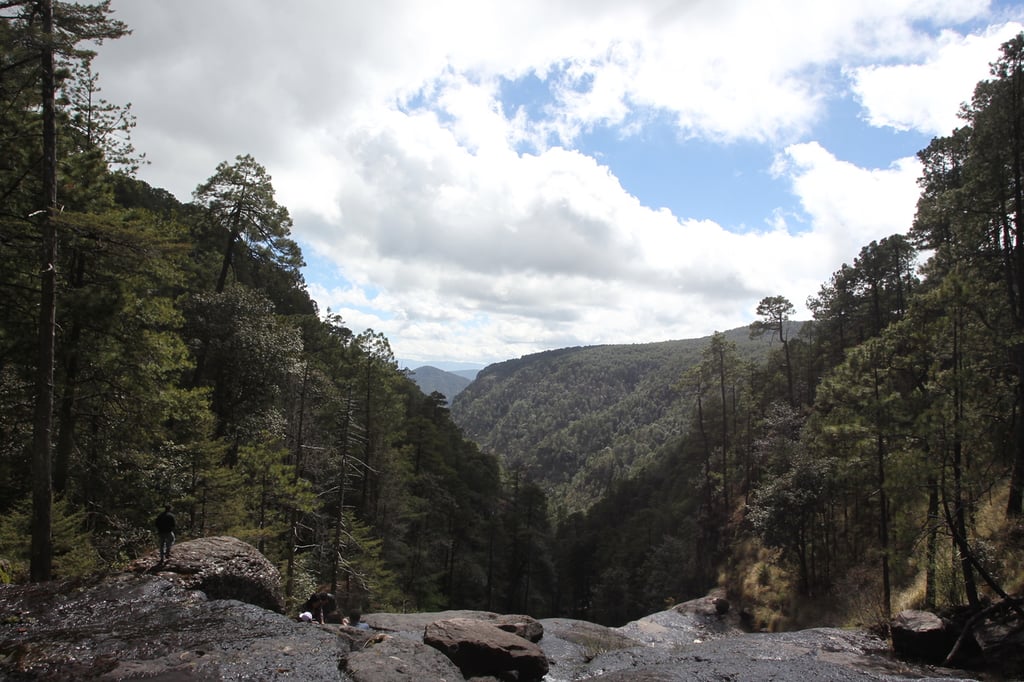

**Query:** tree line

left=0, top=0, right=552, bottom=616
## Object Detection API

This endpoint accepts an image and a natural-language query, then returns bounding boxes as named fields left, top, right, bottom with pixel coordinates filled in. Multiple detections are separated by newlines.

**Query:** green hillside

left=450, top=326, right=795, bottom=513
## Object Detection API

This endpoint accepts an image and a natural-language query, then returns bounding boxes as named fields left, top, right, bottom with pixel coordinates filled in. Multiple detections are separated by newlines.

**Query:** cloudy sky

left=92, top=1, right=1024, bottom=368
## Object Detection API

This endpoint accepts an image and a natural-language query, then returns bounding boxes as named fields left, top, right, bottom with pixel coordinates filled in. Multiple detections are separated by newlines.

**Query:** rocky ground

left=357, top=597, right=983, bottom=682
left=0, top=537, right=1011, bottom=680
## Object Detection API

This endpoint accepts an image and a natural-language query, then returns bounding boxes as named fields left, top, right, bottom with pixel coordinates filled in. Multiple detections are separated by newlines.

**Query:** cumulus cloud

left=92, top=0, right=1024, bottom=363
left=850, top=22, right=1024, bottom=135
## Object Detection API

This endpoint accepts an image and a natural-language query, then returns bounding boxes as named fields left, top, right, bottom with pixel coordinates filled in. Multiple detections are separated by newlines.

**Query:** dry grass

left=973, top=488, right=1024, bottom=598
left=719, top=489, right=1024, bottom=636
left=721, top=537, right=796, bottom=632
left=886, top=486, right=1024, bottom=619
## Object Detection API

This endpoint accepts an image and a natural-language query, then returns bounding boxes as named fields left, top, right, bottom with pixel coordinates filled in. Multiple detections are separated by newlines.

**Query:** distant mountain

left=407, top=365, right=473, bottom=402
left=398, top=359, right=484, bottom=374
left=449, top=324, right=802, bottom=512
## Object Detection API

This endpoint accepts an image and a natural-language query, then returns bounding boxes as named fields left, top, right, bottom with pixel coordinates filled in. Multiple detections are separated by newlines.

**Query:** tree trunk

left=30, top=0, right=57, bottom=583
left=782, top=338, right=795, bottom=407
left=952, top=311, right=980, bottom=606
left=330, top=451, right=346, bottom=596
left=926, top=474, right=939, bottom=609
left=877, top=431, right=891, bottom=616
left=1007, top=52, right=1024, bottom=517
left=718, top=349, right=729, bottom=509
left=695, top=391, right=713, bottom=512
left=54, top=253, right=85, bottom=495
left=284, top=363, right=311, bottom=604
left=872, top=366, right=891, bottom=616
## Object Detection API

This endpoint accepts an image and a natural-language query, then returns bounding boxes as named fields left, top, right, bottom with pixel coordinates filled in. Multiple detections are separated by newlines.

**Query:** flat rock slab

left=585, top=627, right=979, bottom=682
left=615, top=596, right=744, bottom=647
left=344, top=633, right=463, bottom=681
left=363, top=609, right=508, bottom=636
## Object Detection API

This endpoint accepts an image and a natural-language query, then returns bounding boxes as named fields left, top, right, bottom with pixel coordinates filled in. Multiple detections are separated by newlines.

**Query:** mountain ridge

left=406, top=365, right=474, bottom=402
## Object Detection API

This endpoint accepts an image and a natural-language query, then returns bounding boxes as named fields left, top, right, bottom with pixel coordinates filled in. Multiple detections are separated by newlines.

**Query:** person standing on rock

left=155, top=505, right=176, bottom=561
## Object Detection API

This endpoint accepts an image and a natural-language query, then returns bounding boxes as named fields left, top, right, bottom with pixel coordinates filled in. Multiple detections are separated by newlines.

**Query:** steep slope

left=408, top=365, right=473, bottom=402
left=450, top=326, right=792, bottom=511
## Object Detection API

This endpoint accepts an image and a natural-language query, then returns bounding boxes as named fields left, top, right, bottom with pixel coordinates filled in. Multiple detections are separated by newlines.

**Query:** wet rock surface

left=359, top=607, right=981, bottom=682
left=539, top=612, right=980, bottom=682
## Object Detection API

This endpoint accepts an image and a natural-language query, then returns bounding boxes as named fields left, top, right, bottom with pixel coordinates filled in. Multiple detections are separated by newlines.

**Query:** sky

left=91, top=1, right=1024, bottom=368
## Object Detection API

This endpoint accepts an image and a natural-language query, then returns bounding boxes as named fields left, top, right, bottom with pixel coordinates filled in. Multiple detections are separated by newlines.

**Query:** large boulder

left=129, top=535, right=284, bottom=613
left=0, top=572, right=343, bottom=680
left=424, top=616, right=550, bottom=680
left=975, top=617, right=1024, bottom=679
left=890, top=609, right=981, bottom=665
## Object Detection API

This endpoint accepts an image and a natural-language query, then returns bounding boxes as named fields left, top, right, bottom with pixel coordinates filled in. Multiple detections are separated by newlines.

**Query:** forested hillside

left=450, top=327, right=795, bottom=513
left=3, top=2, right=1024, bottom=638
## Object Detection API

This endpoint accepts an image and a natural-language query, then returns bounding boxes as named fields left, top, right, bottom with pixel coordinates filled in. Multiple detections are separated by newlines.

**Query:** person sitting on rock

left=302, top=591, right=336, bottom=624
left=342, top=610, right=370, bottom=629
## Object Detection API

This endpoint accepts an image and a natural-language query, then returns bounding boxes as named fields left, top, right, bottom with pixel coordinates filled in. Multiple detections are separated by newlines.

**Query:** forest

left=0, top=0, right=543, bottom=616
left=2, top=1, right=1024, bottom=631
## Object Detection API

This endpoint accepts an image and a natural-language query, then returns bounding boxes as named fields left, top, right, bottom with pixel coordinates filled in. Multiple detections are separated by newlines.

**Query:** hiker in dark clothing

left=155, top=505, right=176, bottom=561
left=302, top=591, right=336, bottom=624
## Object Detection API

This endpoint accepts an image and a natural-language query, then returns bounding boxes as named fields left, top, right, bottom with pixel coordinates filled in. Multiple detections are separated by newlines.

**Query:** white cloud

left=850, top=22, right=1024, bottom=135
left=92, top=0, right=1023, bottom=363
left=773, top=141, right=923, bottom=290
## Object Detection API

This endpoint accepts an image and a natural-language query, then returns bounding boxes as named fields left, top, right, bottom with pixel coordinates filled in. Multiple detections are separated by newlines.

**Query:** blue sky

left=94, top=0, right=1024, bottom=367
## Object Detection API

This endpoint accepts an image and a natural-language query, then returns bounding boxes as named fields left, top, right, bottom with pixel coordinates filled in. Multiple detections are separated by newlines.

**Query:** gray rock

left=537, top=617, right=639, bottom=680
left=579, top=626, right=977, bottom=682
left=0, top=572, right=346, bottom=680
left=890, top=609, right=977, bottom=665
left=0, top=572, right=990, bottom=681
left=424, top=616, right=549, bottom=680
left=129, top=535, right=285, bottom=613
left=363, top=609, right=510, bottom=637
left=974, top=619, right=1024, bottom=679
left=344, top=633, right=463, bottom=681
left=613, top=593, right=744, bottom=648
